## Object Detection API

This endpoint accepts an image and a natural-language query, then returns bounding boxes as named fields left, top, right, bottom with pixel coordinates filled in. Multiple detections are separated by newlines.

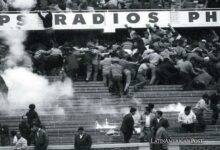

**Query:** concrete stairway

left=0, top=79, right=218, bottom=145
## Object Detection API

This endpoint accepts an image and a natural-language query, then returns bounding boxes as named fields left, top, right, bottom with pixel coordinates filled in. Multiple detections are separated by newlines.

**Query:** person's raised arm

left=38, top=11, right=44, bottom=20
left=146, top=24, right=152, bottom=41
left=154, top=23, right=166, bottom=34
left=212, top=30, right=219, bottom=42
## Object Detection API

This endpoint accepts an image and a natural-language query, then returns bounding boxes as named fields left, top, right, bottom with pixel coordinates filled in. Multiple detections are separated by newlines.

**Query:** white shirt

left=145, top=115, right=151, bottom=127
left=178, top=111, right=196, bottom=124
left=13, top=136, right=18, bottom=145
left=15, top=137, right=27, bottom=150
left=194, top=99, right=209, bottom=111
left=80, top=134, right=83, bottom=139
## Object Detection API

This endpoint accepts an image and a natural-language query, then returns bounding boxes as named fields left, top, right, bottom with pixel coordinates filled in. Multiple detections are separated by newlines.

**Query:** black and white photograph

left=0, top=0, right=219, bottom=150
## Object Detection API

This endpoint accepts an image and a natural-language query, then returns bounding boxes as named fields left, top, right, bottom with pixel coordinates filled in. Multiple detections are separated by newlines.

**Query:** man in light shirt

left=140, top=107, right=155, bottom=142
left=193, top=93, right=210, bottom=132
left=178, top=106, right=197, bottom=133
left=14, top=132, right=27, bottom=150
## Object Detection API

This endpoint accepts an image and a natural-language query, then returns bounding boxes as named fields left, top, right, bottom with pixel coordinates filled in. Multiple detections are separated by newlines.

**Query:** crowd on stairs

left=27, top=23, right=220, bottom=98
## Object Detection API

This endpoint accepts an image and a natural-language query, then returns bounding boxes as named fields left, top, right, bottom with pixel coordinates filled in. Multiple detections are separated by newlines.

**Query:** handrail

left=0, top=8, right=220, bottom=13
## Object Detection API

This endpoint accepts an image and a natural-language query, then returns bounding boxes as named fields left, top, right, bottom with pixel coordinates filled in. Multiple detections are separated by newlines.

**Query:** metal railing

left=0, top=8, right=220, bottom=14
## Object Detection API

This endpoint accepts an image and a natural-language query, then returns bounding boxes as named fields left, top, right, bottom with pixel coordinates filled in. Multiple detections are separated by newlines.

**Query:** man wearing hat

left=74, top=127, right=92, bottom=150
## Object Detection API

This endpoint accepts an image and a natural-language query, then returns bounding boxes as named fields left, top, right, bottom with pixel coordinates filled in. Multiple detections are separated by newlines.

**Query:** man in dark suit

left=120, top=107, right=137, bottom=143
left=32, top=123, right=48, bottom=150
left=150, top=111, right=169, bottom=141
left=74, top=127, right=92, bottom=150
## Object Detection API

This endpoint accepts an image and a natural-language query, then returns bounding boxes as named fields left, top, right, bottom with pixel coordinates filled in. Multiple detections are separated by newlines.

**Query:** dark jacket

left=74, top=133, right=92, bottom=150
left=33, top=129, right=48, bottom=150
left=150, top=118, right=169, bottom=136
left=26, top=110, right=41, bottom=127
left=120, top=113, right=135, bottom=135
left=19, top=121, right=31, bottom=140
left=210, top=93, right=220, bottom=105
left=38, top=12, right=52, bottom=28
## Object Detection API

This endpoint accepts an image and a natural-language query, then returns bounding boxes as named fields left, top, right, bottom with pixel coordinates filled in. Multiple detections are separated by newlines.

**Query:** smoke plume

left=159, top=103, right=185, bottom=112
left=0, top=30, right=31, bottom=68
left=0, top=30, right=73, bottom=116
left=8, top=0, right=37, bottom=10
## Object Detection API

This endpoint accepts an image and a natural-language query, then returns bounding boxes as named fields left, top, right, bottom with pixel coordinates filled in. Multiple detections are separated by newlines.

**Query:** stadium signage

left=0, top=10, right=218, bottom=32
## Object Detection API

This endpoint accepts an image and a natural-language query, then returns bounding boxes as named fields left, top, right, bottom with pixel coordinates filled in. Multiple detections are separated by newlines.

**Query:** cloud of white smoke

left=159, top=103, right=185, bottom=112
left=0, top=30, right=31, bottom=68
left=0, top=67, right=73, bottom=116
left=0, top=29, right=73, bottom=116
left=8, top=0, right=37, bottom=10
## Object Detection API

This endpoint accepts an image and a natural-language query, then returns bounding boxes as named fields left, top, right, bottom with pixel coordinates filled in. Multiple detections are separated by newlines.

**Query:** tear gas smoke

left=159, top=103, right=185, bottom=112
left=0, top=30, right=73, bottom=116
left=8, top=0, right=37, bottom=10
left=0, top=67, right=74, bottom=116
left=0, top=30, right=31, bottom=68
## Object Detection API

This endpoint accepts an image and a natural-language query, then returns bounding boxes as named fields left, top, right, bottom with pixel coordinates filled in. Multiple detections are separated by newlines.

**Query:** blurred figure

left=26, top=104, right=41, bottom=128
left=120, top=107, right=137, bottom=143
left=100, top=56, right=112, bottom=87
left=64, top=50, right=80, bottom=81
left=193, top=94, right=209, bottom=132
left=14, top=131, right=27, bottom=150
left=32, top=123, right=48, bottom=150
left=0, top=0, right=8, bottom=11
left=209, top=92, right=220, bottom=125
left=153, top=120, right=170, bottom=150
left=19, top=115, right=31, bottom=146
left=10, top=130, right=17, bottom=145
left=110, top=57, right=123, bottom=97
left=74, top=127, right=92, bottom=150
left=0, top=125, right=10, bottom=146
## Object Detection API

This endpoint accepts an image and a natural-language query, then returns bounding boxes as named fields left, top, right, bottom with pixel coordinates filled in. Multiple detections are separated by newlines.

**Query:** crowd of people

left=30, top=23, right=220, bottom=97
left=121, top=93, right=219, bottom=150
left=0, top=104, right=93, bottom=150
left=0, top=0, right=219, bottom=11
left=0, top=91, right=218, bottom=149
left=0, top=104, right=48, bottom=149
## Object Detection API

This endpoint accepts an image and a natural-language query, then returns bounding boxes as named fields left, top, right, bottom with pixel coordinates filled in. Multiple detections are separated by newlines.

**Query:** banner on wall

left=0, top=10, right=218, bottom=32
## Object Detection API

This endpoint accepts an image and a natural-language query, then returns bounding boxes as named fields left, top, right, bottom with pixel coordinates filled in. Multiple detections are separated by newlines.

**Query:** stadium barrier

left=0, top=9, right=219, bottom=32
left=1, top=142, right=220, bottom=150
